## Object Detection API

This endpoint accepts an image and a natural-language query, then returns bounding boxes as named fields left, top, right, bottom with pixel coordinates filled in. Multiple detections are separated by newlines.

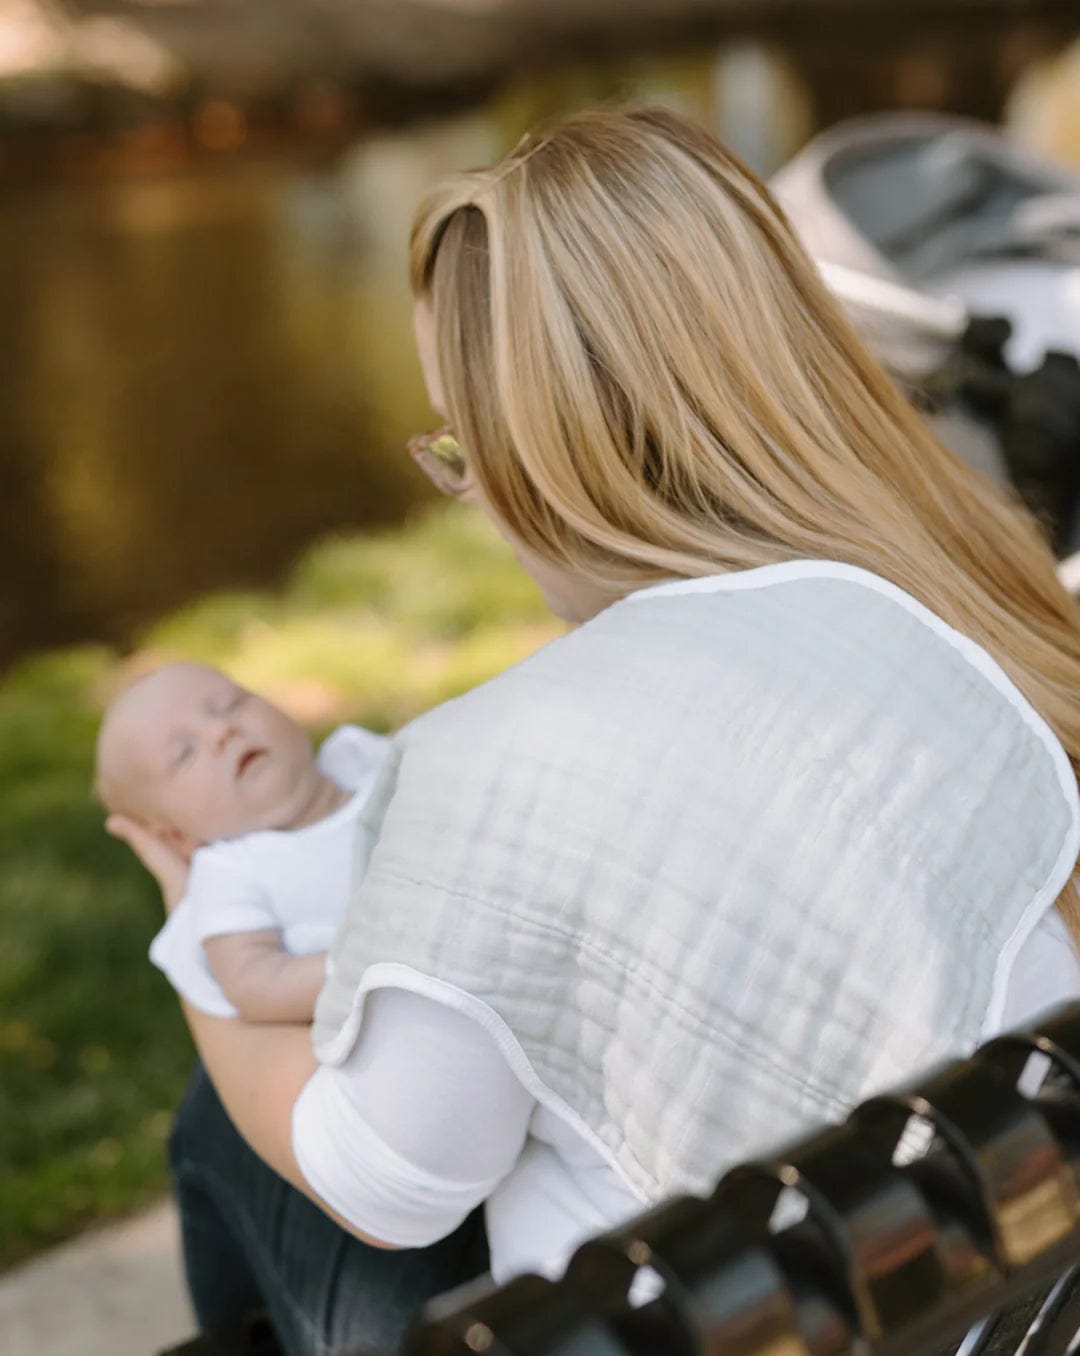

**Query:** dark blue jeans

left=169, top=1065, right=490, bottom=1356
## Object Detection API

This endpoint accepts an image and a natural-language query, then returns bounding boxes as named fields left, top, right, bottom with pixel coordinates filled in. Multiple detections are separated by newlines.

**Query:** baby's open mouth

left=236, top=749, right=266, bottom=778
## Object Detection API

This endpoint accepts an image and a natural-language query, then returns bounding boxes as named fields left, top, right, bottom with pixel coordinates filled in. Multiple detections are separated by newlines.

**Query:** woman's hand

left=106, top=815, right=192, bottom=915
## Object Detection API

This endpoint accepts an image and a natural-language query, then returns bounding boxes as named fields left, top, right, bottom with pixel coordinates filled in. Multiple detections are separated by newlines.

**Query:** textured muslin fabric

left=312, top=561, right=1079, bottom=1203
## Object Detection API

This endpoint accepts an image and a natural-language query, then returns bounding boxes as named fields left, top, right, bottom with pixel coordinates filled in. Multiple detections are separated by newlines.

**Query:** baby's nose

left=211, top=719, right=239, bottom=753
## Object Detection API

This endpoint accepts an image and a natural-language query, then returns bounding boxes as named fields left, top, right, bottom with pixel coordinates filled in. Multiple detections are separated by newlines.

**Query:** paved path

left=0, top=1199, right=194, bottom=1356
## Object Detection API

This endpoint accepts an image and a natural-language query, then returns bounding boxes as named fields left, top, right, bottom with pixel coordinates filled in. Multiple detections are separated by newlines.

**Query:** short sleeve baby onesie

left=149, top=725, right=388, bottom=1017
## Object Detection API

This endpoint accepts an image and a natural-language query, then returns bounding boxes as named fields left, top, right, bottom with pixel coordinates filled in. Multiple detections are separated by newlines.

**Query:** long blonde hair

left=410, top=104, right=1080, bottom=941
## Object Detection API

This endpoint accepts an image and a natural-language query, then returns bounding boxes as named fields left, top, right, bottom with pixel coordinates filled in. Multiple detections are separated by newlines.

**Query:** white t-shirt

left=291, top=908, right=1080, bottom=1284
left=150, top=725, right=389, bottom=1018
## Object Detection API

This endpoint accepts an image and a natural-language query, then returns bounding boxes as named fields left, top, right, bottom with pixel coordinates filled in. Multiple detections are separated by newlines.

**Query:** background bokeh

left=2, top=0, right=1079, bottom=1270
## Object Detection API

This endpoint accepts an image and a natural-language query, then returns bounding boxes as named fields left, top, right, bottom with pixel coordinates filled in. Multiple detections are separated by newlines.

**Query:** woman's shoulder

left=617, top=560, right=1065, bottom=734
left=620, top=559, right=976, bottom=656
left=417, top=558, right=969, bottom=707
left=389, top=560, right=1071, bottom=828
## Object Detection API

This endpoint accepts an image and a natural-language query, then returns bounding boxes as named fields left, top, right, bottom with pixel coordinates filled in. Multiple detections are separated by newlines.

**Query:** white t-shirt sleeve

left=292, top=988, right=534, bottom=1248
left=148, top=849, right=279, bottom=1018
left=999, top=905, right=1080, bottom=1029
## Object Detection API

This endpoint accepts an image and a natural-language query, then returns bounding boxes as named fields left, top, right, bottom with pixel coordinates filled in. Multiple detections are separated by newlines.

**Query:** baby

left=95, top=662, right=388, bottom=1023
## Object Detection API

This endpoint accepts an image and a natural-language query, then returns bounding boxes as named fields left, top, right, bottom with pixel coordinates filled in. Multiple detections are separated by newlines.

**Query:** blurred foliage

left=0, top=503, right=559, bottom=1270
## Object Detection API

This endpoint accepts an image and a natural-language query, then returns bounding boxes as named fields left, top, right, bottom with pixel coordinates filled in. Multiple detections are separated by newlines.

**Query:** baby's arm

left=203, top=932, right=327, bottom=1024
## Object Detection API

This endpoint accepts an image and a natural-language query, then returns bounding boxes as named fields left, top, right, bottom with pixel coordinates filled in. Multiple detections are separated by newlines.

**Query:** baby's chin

left=231, top=797, right=312, bottom=839
left=188, top=806, right=289, bottom=844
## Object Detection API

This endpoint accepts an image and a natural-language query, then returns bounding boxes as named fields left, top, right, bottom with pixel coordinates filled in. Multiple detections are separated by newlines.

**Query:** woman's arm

left=181, top=1002, right=314, bottom=1184
left=108, top=813, right=400, bottom=1248
left=292, top=988, right=535, bottom=1248
left=180, top=1002, right=400, bottom=1248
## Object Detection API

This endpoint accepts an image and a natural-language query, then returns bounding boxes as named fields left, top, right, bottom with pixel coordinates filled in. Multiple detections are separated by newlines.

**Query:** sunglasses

left=407, top=426, right=471, bottom=497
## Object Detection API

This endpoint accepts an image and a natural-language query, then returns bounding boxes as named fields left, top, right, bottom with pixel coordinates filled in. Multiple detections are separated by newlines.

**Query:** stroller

left=770, top=113, right=1080, bottom=583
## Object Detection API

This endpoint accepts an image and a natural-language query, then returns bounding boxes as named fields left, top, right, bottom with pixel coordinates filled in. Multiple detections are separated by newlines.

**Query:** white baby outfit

left=150, top=724, right=389, bottom=1018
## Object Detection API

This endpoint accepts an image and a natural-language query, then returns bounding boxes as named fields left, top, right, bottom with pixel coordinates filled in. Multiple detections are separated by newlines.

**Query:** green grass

left=0, top=504, right=560, bottom=1271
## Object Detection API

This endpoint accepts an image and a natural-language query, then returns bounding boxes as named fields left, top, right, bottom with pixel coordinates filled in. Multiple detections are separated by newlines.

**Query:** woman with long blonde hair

left=114, top=107, right=1080, bottom=1356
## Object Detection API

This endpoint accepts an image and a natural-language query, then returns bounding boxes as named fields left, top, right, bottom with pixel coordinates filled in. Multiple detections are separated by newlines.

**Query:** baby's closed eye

left=171, top=740, right=195, bottom=770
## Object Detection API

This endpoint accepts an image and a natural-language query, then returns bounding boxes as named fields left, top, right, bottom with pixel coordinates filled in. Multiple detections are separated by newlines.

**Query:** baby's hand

left=106, top=815, right=192, bottom=915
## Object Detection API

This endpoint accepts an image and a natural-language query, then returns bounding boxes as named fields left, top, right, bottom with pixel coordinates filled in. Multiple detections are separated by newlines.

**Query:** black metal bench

left=404, top=1002, right=1080, bottom=1356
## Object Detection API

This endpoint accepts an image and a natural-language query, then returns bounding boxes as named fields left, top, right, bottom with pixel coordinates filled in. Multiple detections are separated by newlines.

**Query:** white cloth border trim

left=314, top=961, right=650, bottom=1206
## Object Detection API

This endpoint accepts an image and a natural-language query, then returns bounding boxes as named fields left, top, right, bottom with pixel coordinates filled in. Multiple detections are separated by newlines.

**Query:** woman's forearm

left=179, top=1002, right=397, bottom=1248
left=181, top=1002, right=316, bottom=1189
left=105, top=814, right=400, bottom=1249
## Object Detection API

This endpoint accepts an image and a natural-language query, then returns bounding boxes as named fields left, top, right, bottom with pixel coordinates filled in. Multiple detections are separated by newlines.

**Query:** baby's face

left=98, top=663, right=319, bottom=844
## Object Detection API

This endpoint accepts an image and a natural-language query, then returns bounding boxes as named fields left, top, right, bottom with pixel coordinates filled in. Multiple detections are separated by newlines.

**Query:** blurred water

left=0, top=37, right=1068, bottom=666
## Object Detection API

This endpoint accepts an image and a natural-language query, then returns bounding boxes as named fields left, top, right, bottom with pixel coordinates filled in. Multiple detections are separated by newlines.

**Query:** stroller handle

left=1057, top=551, right=1080, bottom=596
left=816, top=259, right=968, bottom=342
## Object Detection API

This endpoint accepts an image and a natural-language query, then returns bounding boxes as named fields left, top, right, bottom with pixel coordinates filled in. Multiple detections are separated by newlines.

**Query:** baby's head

left=95, top=662, right=319, bottom=850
